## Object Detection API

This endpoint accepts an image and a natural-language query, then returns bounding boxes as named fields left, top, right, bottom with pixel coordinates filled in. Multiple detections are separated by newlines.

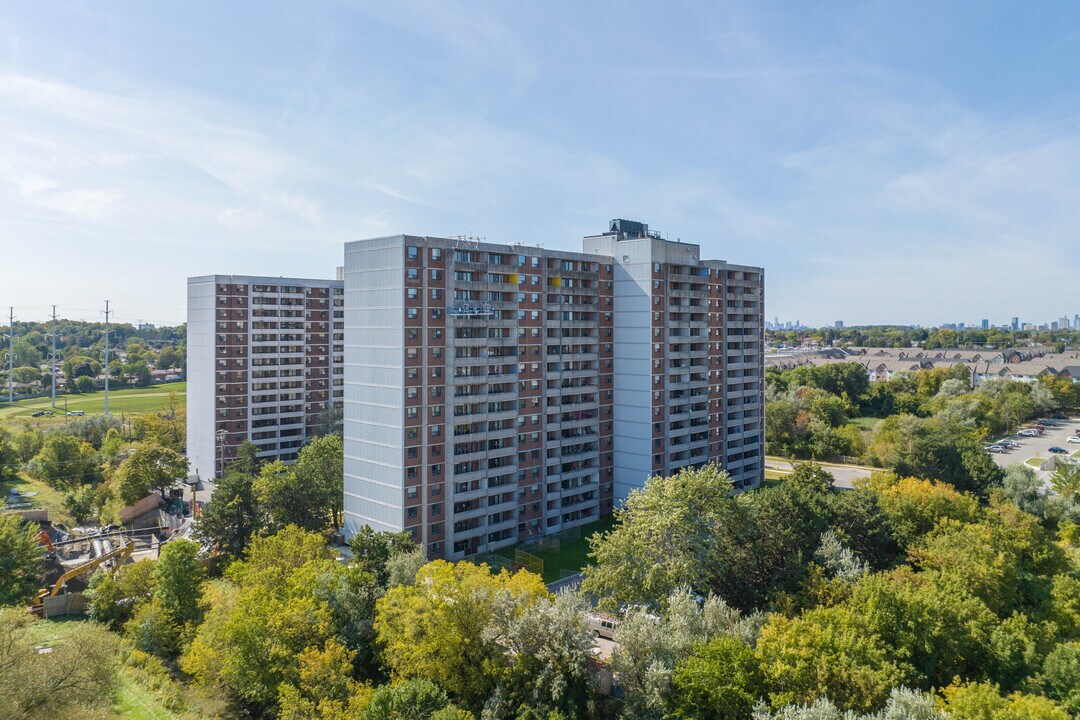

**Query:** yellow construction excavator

left=32, top=539, right=134, bottom=609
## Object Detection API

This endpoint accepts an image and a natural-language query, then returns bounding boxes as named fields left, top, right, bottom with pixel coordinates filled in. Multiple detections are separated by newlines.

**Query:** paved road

left=764, top=460, right=874, bottom=489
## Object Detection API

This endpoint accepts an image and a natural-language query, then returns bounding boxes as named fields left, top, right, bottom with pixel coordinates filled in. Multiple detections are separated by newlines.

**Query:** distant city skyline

left=3, top=3, right=1080, bottom=326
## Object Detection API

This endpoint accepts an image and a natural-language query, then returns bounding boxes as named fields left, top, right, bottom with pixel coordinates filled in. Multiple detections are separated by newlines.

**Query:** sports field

left=0, top=382, right=185, bottom=426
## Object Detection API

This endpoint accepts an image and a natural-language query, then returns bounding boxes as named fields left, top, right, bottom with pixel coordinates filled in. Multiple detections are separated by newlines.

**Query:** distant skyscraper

left=835, top=320, right=844, bottom=329
left=1011, top=317, right=1019, bottom=331
left=981, top=319, right=989, bottom=330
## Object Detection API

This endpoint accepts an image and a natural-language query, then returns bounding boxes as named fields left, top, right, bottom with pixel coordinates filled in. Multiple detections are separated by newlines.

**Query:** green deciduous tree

left=86, top=559, right=157, bottom=629
left=156, top=538, right=204, bottom=626
left=28, top=433, right=98, bottom=489
left=193, top=470, right=258, bottom=559
left=181, top=526, right=340, bottom=710
left=668, top=635, right=763, bottom=720
left=756, top=605, right=903, bottom=712
left=114, top=442, right=188, bottom=504
left=292, top=433, right=344, bottom=528
left=0, top=513, right=44, bottom=606
left=348, top=526, right=420, bottom=587
left=375, top=560, right=548, bottom=710
left=253, top=460, right=329, bottom=533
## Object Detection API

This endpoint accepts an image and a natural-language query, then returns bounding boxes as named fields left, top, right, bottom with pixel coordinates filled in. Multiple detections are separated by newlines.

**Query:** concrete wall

left=186, top=276, right=216, bottom=481
left=343, top=236, right=407, bottom=537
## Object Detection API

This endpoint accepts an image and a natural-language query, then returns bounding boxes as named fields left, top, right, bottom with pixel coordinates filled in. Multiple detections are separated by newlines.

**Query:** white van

left=587, top=613, right=619, bottom=639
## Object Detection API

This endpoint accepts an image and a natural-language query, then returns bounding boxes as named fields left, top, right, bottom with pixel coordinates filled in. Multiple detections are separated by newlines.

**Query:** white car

left=1018, top=429, right=1039, bottom=437
left=1068, top=436, right=1080, bottom=444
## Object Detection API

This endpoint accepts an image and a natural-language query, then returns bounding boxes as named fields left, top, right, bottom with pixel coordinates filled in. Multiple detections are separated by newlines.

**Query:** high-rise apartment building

left=342, top=220, right=764, bottom=559
left=187, top=274, right=345, bottom=481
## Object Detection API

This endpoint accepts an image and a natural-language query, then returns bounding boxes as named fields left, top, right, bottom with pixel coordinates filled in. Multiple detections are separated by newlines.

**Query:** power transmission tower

left=103, top=300, right=111, bottom=416
left=6, top=307, right=13, bottom=406
left=50, top=305, right=58, bottom=410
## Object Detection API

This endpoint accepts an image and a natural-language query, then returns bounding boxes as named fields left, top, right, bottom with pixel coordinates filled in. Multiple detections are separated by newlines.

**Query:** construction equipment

left=32, top=539, right=133, bottom=608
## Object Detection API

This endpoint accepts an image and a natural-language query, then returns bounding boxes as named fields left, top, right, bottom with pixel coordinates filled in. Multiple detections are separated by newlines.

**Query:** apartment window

left=431, top=464, right=442, bottom=476
left=407, top=387, right=419, bottom=399
left=431, top=289, right=443, bottom=300
left=407, top=268, right=419, bottom=280
left=407, top=486, right=418, bottom=499
left=431, top=406, right=442, bottom=418
left=407, top=368, right=419, bottom=380
left=407, top=308, right=418, bottom=320
left=407, top=408, right=418, bottom=419
left=407, top=507, right=418, bottom=520
left=431, top=248, right=442, bottom=261
left=431, top=269, right=442, bottom=281
left=407, top=288, right=418, bottom=300
left=430, top=503, right=442, bottom=515
left=407, top=246, right=419, bottom=260
left=407, top=328, right=419, bottom=339
left=406, top=348, right=418, bottom=360
left=431, top=309, right=443, bottom=319
left=407, top=447, right=418, bottom=459
left=432, top=347, right=443, bottom=359
left=431, top=328, right=443, bottom=339
left=407, top=427, right=419, bottom=439
left=407, top=467, right=418, bottom=479
left=431, top=425, right=441, bottom=436
left=431, top=367, right=443, bottom=378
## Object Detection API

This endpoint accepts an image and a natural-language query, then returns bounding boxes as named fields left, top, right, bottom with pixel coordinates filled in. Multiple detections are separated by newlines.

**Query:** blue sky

left=2, top=1, right=1079, bottom=328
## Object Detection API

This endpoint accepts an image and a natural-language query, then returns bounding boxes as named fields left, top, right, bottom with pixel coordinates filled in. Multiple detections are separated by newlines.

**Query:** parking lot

left=988, top=416, right=1079, bottom=484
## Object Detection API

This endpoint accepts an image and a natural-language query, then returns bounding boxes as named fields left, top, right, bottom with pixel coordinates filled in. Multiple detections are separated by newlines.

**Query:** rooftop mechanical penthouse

left=342, top=220, right=765, bottom=560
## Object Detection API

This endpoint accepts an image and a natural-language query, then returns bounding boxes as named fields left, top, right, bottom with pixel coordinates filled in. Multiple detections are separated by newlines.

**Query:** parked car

left=31, top=410, right=46, bottom=417
left=1049, top=447, right=1068, bottom=454
left=1037, top=420, right=1057, bottom=427
left=1068, top=436, right=1080, bottom=444
left=984, top=445, right=1007, bottom=453
left=1018, top=429, right=1040, bottom=437
left=66, top=410, right=84, bottom=416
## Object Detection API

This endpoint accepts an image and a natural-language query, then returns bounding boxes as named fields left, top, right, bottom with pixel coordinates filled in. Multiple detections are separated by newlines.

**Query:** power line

left=103, top=300, right=111, bottom=417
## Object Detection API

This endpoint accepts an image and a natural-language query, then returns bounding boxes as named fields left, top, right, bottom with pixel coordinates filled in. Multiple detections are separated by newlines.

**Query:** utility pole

left=6, top=307, right=13, bottom=406
left=50, top=305, right=58, bottom=410
left=103, top=300, right=111, bottom=416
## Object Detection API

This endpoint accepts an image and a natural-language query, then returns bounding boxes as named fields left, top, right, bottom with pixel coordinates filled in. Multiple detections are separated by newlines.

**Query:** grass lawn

left=497, top=515, right=617, bottom=584
left=28, top=618, right=184, bottom=720
left=0, top=383, right=185, bottom=427
left=849, top=416, right=882, bottom=431
left=1072, top=450, right=1080, bottom=459
left=1026, top=457, right=1047, bottom=467
left=3, top=471, right=74, bottom=525
left=764, top=468, right=788, bottom=481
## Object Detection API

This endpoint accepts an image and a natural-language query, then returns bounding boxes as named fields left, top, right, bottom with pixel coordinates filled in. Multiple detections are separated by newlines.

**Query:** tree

left=181, top=527, right=341, bottom=710
left=612, top=589, right=762, bottom=717
left=1051, top=462, right=1080, bottom=503
left=348, top=526, right=420, bottom=587
left=752, top=687, right=942, bottom=720
left=755, top=604, right=903, bottom=712
left=114, top=442, right=188, bottom=504
left=375, top=560, right=548, bottom=709
left=0, top=427, right=19, bottom=484
left=156, top=346, right=180, bottom=370
left=11, top=424, right=43, bottom=463
left=10, top=366, right=40, bottom=385
left=124, top=361, right=153, bottom=387
left=28, top=433, right=98, bottom=488
left=0, top=513, right=44, bottom=606
left=156, top=538, right=204, bottom=626
left=193, top=470, right=258, bottom=559
left=292, top=434, right=344, bottom=528
left=940, top=680, right=1069, bottom=720
left=667, top=635, right=763, bottom=720
left=314, top=564, right=383, bottom=678
left=62, top=484, right=97, bottom=523
left=72, top=375, right=95, bottom=394
left=365, top=678, right=459, bottom=720
left=125, top=598, right=183, bottom=658
left=1038, top=642, right=1080, bottom=714
left=86, top=559, right=157, bottom=629
left=253, top=460, right=330, bottom=533
left=581, top=465, right=743, bottom=611
left=861, top=473, right=980, bottom=550
left=488, top=590, right=598, bottom=717
left=999, top=464, right=1048, bottom=517
left=276, top=639, right=373, bottom=720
